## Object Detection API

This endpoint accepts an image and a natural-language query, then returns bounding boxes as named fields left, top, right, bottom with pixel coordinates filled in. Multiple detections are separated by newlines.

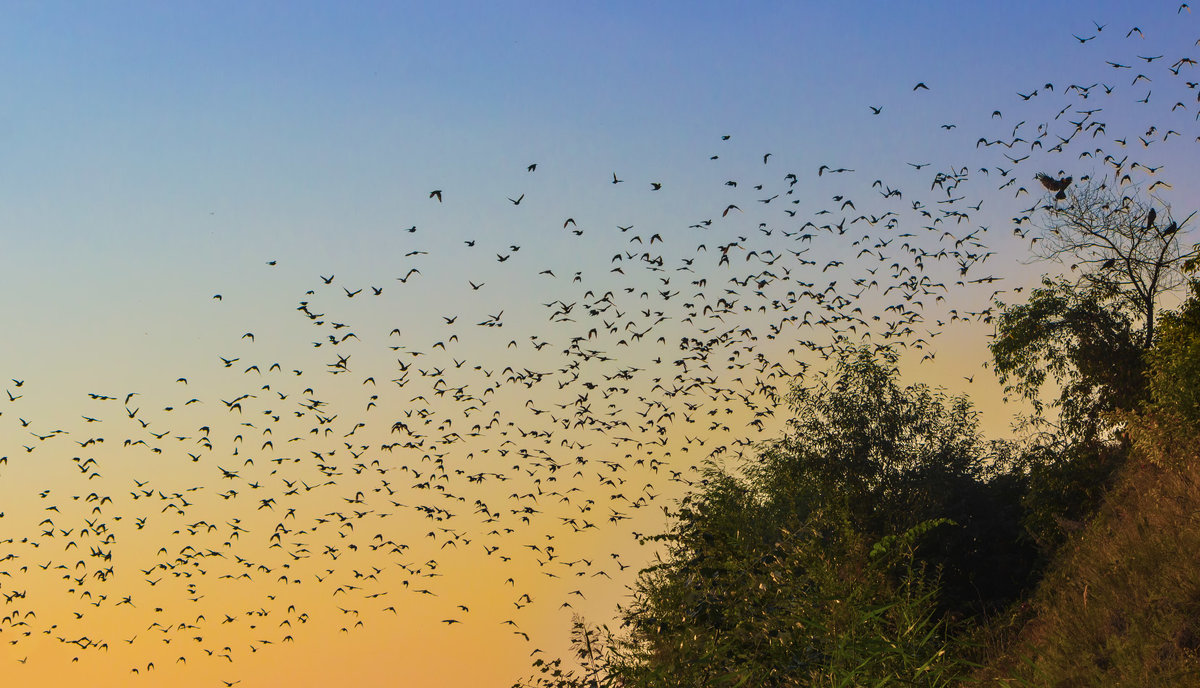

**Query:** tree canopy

left=990, top=276, right=1146, bottom=443
left=521, top=348, right=1036, bottom=688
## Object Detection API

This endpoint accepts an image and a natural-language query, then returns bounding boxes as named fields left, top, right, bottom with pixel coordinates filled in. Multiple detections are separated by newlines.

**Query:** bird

left=1035, top=173, right=1072, bottom=199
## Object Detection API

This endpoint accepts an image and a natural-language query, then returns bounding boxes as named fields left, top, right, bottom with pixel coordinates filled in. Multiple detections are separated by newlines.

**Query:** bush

left=1146, top=280, right=1200, bottom=426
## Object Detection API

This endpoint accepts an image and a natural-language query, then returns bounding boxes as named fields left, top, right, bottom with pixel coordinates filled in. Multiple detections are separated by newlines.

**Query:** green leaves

left=1146, top=280, right=1200, bottom=426
left=536, top=349, right=992, bottom=687
left=518, top=348, right=1045, bottom=688
left=869, top=518, right=957, bottom=562
left=991, top=277, right=1145, bottom=442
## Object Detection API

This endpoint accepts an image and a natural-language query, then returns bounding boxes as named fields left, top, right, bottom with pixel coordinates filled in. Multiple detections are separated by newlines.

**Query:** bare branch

left=1032, top=178, right=1193, bottom=346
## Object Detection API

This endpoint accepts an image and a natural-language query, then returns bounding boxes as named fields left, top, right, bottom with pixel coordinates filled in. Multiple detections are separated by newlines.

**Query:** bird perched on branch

left=1035, top=172, right=1072, bottom=199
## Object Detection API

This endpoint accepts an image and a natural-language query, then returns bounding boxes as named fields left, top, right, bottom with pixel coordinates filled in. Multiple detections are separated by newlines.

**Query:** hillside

left=977, top=413, right=1200, bottom=686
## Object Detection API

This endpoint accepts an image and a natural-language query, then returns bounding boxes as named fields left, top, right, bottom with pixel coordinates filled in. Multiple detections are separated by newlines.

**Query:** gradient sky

left=2, top=3, right=1197, bottom=686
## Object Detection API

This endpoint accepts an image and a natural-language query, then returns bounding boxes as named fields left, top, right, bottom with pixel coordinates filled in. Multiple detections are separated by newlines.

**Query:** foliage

left=754, top=347, right=983, bottom=530
left=1014, top=440, right=1125, bottom=557
left=990, top=276, right=1146, bottom=442
left=1145, top=280, right=1200, bottom=426
left=519, top=348, right=1025, bottom=688
left=869, top=518, right=956, bottom=563
left=755, top=348, right=1038, bottom=615
left=523, top=513, right=973, bottom=688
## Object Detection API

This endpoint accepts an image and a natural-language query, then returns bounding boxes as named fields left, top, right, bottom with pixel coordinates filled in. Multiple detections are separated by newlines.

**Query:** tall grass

left=977, top=415, right=1200, bottom=686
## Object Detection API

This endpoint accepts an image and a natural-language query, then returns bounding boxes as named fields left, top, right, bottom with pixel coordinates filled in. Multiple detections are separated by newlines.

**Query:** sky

left=1, top=2, right=1198, bottom=686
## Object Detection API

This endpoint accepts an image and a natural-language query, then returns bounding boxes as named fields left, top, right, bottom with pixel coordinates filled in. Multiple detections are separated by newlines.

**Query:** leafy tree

left=989, top=180, right=1197, bottom=555
left=993, top=179, right=1197, bottom=442
left=754, top=347, right=982, bottom=528
left=1145, top=279, right=1200, bottom=425
left=520, top=348, right=1031, bottom=688
left=755, top=348, right=1036, bottom=614
left=990, top=276, right=1146, bottom=443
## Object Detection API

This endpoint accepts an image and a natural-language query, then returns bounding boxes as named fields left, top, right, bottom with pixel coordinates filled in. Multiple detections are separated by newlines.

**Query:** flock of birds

left=2, top=9, right=1197, bottom=686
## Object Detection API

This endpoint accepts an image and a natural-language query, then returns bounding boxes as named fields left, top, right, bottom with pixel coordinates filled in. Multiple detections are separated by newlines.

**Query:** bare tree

left=1033, top=177, right=1198, bottom=348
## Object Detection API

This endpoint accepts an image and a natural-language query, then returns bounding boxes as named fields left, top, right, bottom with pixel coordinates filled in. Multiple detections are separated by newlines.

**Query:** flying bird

left=1035, top=172, right=1072, bottom=199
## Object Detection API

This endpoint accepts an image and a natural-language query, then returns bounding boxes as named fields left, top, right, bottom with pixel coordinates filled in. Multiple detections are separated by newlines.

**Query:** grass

left=975, top=414, right=1200, bottom=686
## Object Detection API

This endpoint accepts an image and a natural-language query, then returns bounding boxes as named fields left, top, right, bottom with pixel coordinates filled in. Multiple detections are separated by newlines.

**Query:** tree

left=1030, top=179, right=1196, bottom=349
left=1145, top=279, right=1200, bottom=426
left=989, top=180, right=1199, bottom=557
left=992, top=179, right=1196, bottom=442
left=991, top=276, right=1146, bottom=443
left=519, top=348, right=1028, bottom=688
left=990, top=277, right=1141, bottom=555
left=755, top=347, right=1035, bottom=614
